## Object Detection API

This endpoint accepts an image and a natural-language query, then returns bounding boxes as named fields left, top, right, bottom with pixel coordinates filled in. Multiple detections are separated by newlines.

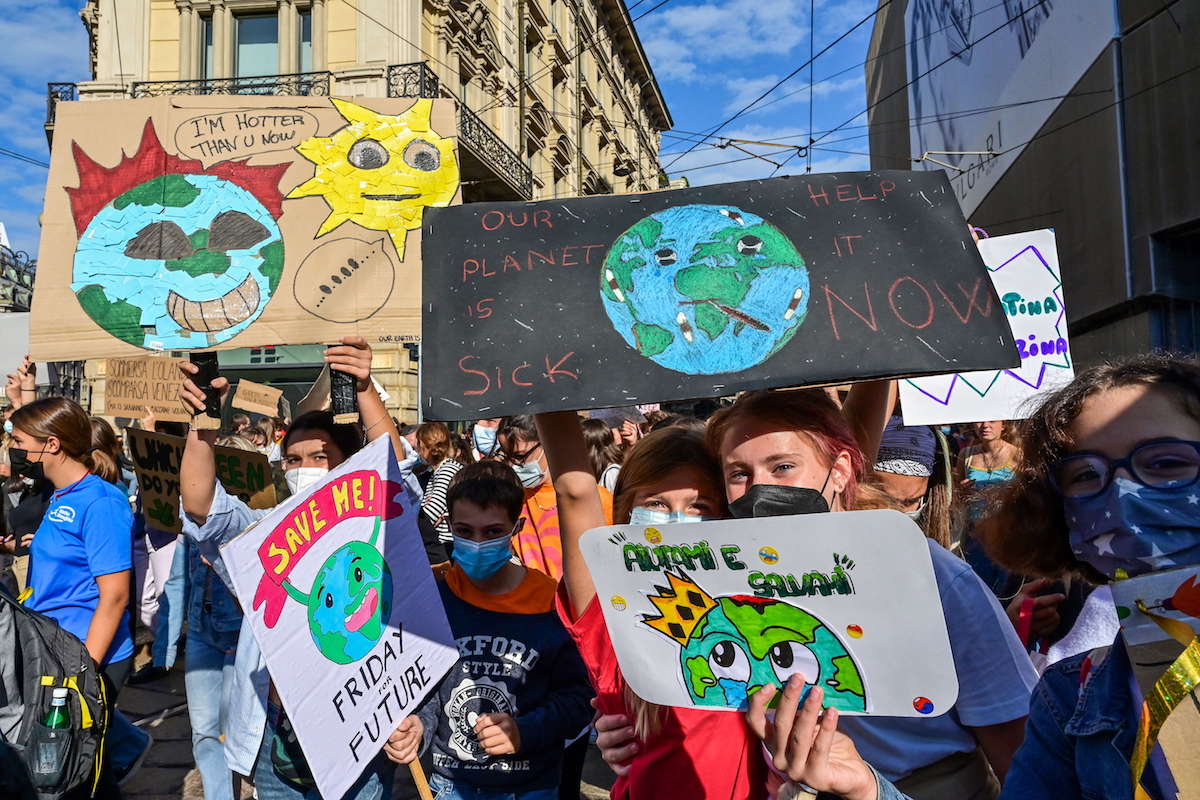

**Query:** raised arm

left=179, top=361, right=227, bottom=525
left=324, top=336, right=403, bottom=463
left=841, top=380, right=895, bottom=469
left=535, top=411, right=607, bottom=616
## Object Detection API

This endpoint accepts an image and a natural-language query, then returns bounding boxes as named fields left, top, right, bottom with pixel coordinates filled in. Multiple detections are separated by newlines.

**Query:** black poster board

left=420, top=171, right=1018, bottom=420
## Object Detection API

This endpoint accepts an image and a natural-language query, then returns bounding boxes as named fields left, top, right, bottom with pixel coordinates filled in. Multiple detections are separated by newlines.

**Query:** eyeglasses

left=499, top=442, right=541, bottom=466
left=1050, top=440, right=1200, bottom=498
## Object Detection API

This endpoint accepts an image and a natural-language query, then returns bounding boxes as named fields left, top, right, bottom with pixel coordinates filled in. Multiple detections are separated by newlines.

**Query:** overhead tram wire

left=654, top=88, right=1116, bottom=160
left=808, top=0, right=1051, bottom=149
left=659, top=0, right=892, bottom=172
left=0, top=148, right=50, bottom=168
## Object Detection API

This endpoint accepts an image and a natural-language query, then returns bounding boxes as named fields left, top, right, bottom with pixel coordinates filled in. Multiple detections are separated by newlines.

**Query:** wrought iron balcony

left=459, top=104, right=533, bottom=199
left=387, top=62, right=440, bottom=100
left=131, top=71, right=332, bottom=98
left=46, top=82, right=78, bottom=126
left=388, top=62, right=532, bottom=200
left=0, top=245, right=36, bottom=312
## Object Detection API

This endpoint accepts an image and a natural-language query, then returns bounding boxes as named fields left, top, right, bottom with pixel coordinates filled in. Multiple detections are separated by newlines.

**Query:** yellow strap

left=1129, top=602, right=1200, bottom=798
left=17, top=587, right=32, bottom=604
left=63, top=676, right=94, bottom=729
left=38, top=675, right=95, bottom=729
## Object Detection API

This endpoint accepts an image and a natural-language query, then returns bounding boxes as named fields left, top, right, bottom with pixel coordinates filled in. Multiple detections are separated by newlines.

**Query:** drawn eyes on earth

left=737, top=235, right=764, bottom=255
left=655, top=249, right=677, bottom=267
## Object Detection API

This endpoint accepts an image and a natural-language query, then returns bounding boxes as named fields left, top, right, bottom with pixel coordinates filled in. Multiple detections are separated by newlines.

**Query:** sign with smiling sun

left=31, top=95, right=460, bottom=361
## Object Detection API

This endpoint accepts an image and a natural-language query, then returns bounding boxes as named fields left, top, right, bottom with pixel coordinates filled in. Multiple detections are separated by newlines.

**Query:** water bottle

left=43, top=688, right=70, bottom=729
left=31, top=688, right=71, bottom=786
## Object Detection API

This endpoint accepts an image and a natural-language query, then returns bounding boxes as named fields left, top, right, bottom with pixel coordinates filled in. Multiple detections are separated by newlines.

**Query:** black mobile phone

left=330, top=368, right=360, bottom=425
left=190, top=352, right=222, bottom=418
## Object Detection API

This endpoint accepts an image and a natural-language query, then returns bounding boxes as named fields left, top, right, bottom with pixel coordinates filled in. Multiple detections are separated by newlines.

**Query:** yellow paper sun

left=288, top=98, right=459, bottom=259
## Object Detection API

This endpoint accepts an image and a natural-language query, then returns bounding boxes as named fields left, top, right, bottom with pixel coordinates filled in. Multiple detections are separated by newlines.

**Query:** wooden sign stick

left=408, top=759, right=433, bottom=800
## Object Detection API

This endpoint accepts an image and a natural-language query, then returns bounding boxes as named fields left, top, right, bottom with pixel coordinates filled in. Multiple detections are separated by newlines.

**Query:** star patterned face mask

left=1065, top=476, right=1200, bottom=580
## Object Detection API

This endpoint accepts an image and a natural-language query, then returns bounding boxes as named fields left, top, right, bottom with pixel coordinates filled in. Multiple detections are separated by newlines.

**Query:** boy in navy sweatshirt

left=384, top=461, right=593, bottom=799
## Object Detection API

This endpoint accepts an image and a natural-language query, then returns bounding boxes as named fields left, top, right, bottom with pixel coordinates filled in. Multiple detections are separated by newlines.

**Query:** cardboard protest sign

left=580, top=510, right=958, bottom=715
left=221, top=437, right=457, bottom=799
left=419, top=170, right=1018, bottom=419
left=31, top=95, right=461, bottom=362
left=899, top=230, right=1074, bottom=425
left=232, top=378, right=283, bottom=417
left=104, top=357, right=193, bottom=422
left=0, top=313, right=30, bottom=380
left=127, top=428, right=276, bottom=534
left=1110, top=566, right=1200, bottom=791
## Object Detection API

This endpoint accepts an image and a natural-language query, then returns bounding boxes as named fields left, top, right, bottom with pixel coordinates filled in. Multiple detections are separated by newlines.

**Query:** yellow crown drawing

left=641, top=570, right=718, bottom=644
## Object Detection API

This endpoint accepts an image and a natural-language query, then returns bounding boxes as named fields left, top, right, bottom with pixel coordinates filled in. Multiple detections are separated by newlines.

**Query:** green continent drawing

left=600, top=205, right=810, bottom=374
left=284, top=520, right=393, bottom=664
left=643, top=570, right=865, bottom=711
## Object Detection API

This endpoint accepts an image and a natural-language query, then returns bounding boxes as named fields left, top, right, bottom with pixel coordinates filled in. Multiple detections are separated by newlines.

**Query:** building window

left=299, top=9, right=313, bottom=73
left=235, top=13, right=279, bottom=78
left=200, top=15, right=214, bottom=78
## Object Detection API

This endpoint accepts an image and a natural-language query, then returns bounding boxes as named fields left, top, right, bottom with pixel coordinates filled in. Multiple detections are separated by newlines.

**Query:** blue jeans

left=427, top=774, right=557, bottom=800
left=153, top=537, right=189, bottom=669
left=185, top=626, right=239, bottom=800
left=254, top=704, right=394, bottom=800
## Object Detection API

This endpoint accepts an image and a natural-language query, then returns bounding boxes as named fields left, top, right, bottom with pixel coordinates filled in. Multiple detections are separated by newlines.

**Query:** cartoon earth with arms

left=643, top=571, right=865, bottom=711
left=600, top=204, right=810, bottom=375
left=284, top=518, right=394, bottom=664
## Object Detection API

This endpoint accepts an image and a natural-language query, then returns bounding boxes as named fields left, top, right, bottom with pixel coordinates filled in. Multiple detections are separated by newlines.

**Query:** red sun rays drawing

left=67, top=120, right=290, bottom=237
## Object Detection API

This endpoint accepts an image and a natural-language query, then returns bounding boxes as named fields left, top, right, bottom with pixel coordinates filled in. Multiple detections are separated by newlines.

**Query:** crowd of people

left=2, top=341, right=1197, bottom=800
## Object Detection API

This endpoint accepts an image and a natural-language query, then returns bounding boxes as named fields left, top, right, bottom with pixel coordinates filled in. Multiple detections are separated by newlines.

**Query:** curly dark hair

left=977, top=353, right=1200, bottom=583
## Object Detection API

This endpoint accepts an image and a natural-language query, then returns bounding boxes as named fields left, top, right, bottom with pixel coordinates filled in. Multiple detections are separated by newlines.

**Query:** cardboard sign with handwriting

left=31, top=95, right=460, bottom=361
left=104, top=357, right=192, bottom=422
left=233, top=378, right=283, bottom=417
left=128, top=428, right=276, bottom=534
left=420, top=170, right=1018, bottom=419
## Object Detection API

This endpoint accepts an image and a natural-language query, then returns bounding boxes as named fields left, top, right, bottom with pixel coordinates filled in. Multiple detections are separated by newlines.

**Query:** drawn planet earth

left=600, top=205, right=810, bottom=375
left=681, top=596, right=866, bottom=712
left=72, top=173, right=283, bottom=350
left=307, top=541, right=394, bottom=664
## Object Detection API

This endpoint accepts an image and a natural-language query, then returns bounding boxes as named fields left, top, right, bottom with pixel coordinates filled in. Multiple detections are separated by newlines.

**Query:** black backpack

left=0, top=589, right=109, bottom=799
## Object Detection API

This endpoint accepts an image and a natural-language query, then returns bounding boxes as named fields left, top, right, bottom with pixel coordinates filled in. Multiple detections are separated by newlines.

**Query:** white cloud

left=641, top=0, right=810, bottom=83
left=722, top=73, right=865, bottom=116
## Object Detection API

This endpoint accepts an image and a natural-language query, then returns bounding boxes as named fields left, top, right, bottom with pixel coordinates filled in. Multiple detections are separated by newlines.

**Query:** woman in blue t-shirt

left=9, top=397, right=135, bottom=681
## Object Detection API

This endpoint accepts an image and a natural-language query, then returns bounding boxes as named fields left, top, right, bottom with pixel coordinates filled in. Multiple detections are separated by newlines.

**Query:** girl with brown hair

left=416, top=420, right=465, bottom=545
left=10, top=397, right=133, bottom=675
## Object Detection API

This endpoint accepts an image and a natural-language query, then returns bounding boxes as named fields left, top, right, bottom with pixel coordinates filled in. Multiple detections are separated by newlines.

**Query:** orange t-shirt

left=443, top=562, right=557, bottom=614
left=514, top=483, right=613, bottom=581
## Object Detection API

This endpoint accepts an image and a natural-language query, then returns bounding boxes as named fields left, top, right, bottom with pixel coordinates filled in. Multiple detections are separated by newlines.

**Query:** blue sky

left=0, top=0, right=875, bottom=258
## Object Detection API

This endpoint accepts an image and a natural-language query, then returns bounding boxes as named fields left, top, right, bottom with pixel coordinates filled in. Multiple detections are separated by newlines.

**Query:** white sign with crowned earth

left=222, top=438, right=457, bottom=800
left=580, top=510, right=958, bottom=715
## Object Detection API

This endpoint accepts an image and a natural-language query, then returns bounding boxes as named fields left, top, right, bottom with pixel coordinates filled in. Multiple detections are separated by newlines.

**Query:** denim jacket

left=180, top=482, right=273, bottom=777
left=1000, top=635, right=1141, bottom=800
left=185, top=536, right=243, bottom=649
left=872, top=635, right=1149, bottom=800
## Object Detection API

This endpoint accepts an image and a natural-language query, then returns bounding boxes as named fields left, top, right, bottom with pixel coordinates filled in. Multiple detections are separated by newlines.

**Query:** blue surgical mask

left=939, top=426, right=952, bottom=435
left=454, top=532, right=516, bottom=580
left=512, top=460, right=544, bottom=489
left=629, top=507, right=714, bottom=525
left=1066, top=476, right=1200, bottom=580
left=473, top=425, right=498, bottom=457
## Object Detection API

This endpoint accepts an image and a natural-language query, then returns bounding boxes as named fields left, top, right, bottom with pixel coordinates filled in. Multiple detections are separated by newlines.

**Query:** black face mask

left=728, top=468, right=835, bottom=519
left=9, top=448, right=47, bottom=484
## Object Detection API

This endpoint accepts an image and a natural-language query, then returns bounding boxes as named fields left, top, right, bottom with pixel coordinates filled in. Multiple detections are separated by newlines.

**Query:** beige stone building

left=46, top=0, right=671, bottom=421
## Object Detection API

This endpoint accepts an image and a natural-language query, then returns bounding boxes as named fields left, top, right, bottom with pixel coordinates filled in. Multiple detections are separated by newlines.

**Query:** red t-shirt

left=557, top=586, right=768, bottom=800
